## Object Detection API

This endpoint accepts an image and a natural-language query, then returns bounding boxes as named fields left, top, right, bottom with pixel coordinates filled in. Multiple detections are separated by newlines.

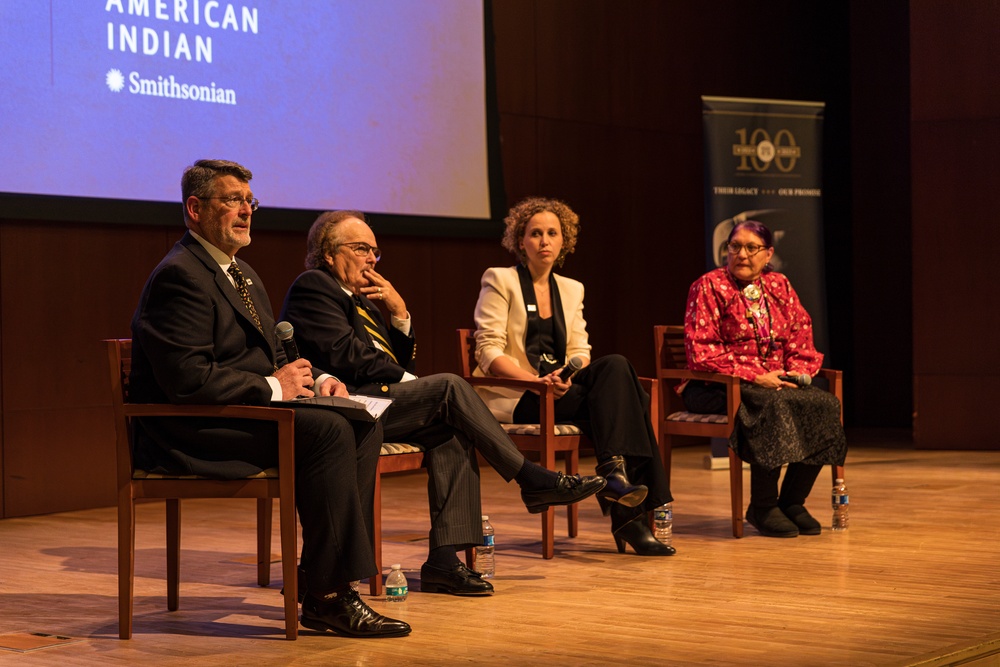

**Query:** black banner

left=702, top=96, right=828, bottom=353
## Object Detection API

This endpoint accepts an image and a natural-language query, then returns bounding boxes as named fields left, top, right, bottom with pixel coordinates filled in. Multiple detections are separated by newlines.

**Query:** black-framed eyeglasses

left=726, top=242, right=768, bottom=256
left=338, top=242, right=382, bottom=262
left=199, top=195, right=259, bottom=211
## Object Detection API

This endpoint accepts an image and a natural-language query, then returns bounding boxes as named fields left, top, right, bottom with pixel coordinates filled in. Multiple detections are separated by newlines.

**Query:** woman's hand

left=538, top=370, right=571, bottom=399
left=754, top=369, right=797, bottom=390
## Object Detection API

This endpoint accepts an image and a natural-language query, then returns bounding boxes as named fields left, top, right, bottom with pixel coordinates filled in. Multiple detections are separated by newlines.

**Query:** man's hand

left=274, top=358, right=315, bottom=399
left=318, top=377, right=350, bottom=398
left=359, top=267, right=407, bottom=320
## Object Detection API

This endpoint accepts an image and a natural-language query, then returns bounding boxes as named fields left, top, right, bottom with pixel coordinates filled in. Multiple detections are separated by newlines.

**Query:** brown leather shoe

left=300, top=588, right=411, bottom=638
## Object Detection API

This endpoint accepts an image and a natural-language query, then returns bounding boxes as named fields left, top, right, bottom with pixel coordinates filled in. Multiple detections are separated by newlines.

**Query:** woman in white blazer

left=473, top=197, right=675, bottom=556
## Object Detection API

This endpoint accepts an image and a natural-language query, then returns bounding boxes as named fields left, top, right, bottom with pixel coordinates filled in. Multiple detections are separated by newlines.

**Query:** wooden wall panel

left=909, top=0, right=1000, bottom=448
left=848, top=0, right=913, bottom=428
left=910, top=1, right=1000, bottom=121
left=0, top=222, right=173, bottom=517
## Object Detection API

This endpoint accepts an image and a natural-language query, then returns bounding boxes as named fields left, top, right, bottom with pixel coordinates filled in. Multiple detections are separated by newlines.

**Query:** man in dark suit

left=280, top=210, right=606, bottom=596
left=129, top=160, right=409, bottom=638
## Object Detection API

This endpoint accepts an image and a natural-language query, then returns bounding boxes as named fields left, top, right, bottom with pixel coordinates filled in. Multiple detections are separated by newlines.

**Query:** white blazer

left=472, top=266, right=592, bottom=422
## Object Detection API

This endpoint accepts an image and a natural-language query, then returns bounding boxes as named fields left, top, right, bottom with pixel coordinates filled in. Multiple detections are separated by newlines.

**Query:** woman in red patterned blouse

left=682, top=220, right=846, bottom=538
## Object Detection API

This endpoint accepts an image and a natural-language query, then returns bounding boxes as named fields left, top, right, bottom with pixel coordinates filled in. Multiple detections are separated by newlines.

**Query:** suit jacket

left=280, top=268, right=416, bottom=393
left=130, top=231, right=312, bottom=476
left=472, top=265, right=591, bottom=422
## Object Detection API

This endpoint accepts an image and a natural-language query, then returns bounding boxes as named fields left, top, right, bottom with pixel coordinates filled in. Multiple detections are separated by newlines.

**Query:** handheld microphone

left=778, top=372, right=811, bottom=387
left=558, top=356, right=584, bottom=382
left=274, top=321, right=301, bottom=362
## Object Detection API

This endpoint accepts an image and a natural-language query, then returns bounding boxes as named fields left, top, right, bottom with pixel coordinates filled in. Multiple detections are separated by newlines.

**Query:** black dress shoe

left=746, top=505, right=799, bottom=538
left=420, top=561, right=494, bottom=596
left=781, top=504, right=822, bottom=535
left=521, top=472, right=607, bottom=514
left=300, top=589, right=411, bottom=638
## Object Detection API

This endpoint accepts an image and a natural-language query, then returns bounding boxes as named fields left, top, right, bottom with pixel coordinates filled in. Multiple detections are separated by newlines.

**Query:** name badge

left=527, top=304, right=537, bottom=312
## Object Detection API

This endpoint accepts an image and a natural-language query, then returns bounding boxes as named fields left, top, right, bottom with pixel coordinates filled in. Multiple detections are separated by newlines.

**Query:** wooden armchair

left=105, top=339, right=298, bottom=640
left=456, top=328, right=659, bottom=559
left=653, top=325, right=844, bottom=538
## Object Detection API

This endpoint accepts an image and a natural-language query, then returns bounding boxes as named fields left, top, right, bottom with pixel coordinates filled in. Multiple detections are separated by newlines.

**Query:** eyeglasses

left=338, top=242, right=382, bottom=262
left=726, top=242, right=768, bottom=256
left=200, top=195, right=259, bottom=211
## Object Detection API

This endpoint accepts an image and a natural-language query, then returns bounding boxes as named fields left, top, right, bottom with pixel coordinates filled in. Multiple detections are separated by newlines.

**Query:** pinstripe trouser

left=357, top=373, right=526, bottom=550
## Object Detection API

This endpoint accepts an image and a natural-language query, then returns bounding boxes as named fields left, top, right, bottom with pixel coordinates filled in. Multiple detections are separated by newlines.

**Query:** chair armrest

left=463, top=376, right=549, bottom=392
left=123, top=403, right=296, bottom=423
left=659, top=368, right=740, bottom=387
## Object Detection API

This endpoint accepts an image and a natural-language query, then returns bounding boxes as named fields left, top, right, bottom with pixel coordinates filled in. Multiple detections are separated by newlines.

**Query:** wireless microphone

left=778, top=372, right=811, bottom=387
left=558, top=356, right=584, bottom=382
left=274, top=321, right=301, bottom=362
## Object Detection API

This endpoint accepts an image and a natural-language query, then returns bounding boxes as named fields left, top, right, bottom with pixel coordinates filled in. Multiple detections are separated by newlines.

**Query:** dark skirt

left=683, top=381, right=847, bottom=472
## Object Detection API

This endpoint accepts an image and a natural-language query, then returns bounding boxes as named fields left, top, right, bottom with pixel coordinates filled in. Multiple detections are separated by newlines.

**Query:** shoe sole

left=300, top=616, right=411, bottom=638
left=419, top=582, right=494, bottom=596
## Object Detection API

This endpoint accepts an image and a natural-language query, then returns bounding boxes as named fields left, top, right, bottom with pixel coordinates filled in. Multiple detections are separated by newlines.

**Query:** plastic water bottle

left=476, top=515, right=495, bottom=578
left=385, top=564, right=408, bottom=602
left=653, top=503, right=673, bottom=545
left=832, top=479, right=849, bottom=531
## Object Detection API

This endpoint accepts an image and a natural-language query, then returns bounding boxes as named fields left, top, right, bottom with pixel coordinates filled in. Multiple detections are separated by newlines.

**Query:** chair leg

left=541, top=448, right=556, bottom=559
left=277, top=496, right=298, bottom=640
left=370, top=465, right=384, bottom=597
left=566, top=449, right=579, bottom=538
left=660, top=431, right=673, bottom=486
left=541, top=508, right=555, bottom=559
left=832, top=464, right=845, bottom=484
left=728, top=450, right=744, bottom=538
left=117, top=490, right=135, bottom=640
left=166, top=499, right=180, bottom=611
left=256, top=499, right=272, bottom=587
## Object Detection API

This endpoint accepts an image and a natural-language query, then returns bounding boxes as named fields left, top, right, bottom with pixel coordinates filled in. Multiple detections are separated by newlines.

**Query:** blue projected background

left=0, top=1, right=490, bottom=220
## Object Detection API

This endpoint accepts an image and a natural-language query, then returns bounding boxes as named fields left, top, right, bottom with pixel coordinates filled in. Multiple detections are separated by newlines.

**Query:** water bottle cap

left=835, top=478, right=844, bottom=483
left=482, top=515, right=489, bottom=520
left=391, top=563, right=401, bottom=570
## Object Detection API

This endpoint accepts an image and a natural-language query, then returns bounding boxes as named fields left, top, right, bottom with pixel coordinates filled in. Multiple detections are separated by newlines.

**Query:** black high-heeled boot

left=611, top=505, right=675, bottom=556
left=594, top=455, right=648, bottom=515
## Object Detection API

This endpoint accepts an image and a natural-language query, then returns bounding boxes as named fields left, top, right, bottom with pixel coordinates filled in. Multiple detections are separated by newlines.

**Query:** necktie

left=354, top=295, right=399, bottom=364
left=228, top=262, right=263, bottom=332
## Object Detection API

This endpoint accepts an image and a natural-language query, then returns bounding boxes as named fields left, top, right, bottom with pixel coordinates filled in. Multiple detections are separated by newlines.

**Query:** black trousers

left=513, top=354, right=672, bottom=509
left=136, top=408, right=381, bottom=594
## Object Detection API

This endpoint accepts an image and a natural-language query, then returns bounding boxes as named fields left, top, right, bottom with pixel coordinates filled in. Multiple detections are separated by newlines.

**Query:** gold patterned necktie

left=354, top=295, right=399, bottom=364
left=228, top=262, right=263, bottom=332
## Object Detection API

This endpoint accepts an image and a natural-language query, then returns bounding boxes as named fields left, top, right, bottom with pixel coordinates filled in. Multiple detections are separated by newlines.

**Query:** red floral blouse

left=683, top=267, right=823, bottom=382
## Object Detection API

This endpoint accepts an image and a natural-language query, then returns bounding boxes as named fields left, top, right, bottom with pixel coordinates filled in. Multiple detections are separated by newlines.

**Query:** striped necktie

left=354, top=295, right=399, bottom=364
left=228, top=262, right=262, bottom=332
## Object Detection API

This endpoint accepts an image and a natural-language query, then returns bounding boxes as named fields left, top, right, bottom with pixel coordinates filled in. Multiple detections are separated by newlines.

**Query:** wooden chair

left=105, top=339, right=298, bottom=640
left=653, top=325, right=844, bottom=538
left=456, top=328, right=659, bottom=559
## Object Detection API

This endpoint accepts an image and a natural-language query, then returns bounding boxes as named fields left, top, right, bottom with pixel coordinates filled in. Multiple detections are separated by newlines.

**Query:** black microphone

left=274, top=321, right=300, bottom=362
left=778, top=372, right=811, bottom=387
left=558, top=356, right=584, bottom=382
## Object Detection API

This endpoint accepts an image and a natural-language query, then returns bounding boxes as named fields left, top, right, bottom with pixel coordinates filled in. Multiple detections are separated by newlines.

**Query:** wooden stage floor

left=1, top=438, right=998, bottom=666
